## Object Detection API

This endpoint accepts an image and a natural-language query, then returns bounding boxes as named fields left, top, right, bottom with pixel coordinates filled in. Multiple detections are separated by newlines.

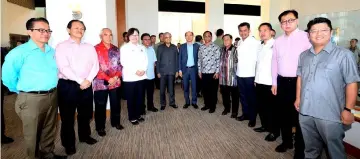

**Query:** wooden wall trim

left=116, top=0, right=126, bottom=47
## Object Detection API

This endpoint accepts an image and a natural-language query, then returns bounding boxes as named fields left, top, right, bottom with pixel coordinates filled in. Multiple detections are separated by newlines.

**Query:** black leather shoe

left=275, top=143, right=293, bottom=153
left=65, top=147, right=76, bottom=155
left=201, top=106, right=209, bottom=111
left=97, top=130, right=106, bottom=137
left=183, top=104, right=190, bottom=109
left=160, top=106, right=166, bottom=110
left=170, top=105, right=178, bottom=108
left=230, top=114, right=237, bottom=118
left=113, top=124, right=124, bottom=130
left=192, top=104, right=199, bottom=109
left=222, top=110, right=229, bottom=115
left=209, top=109, right=215, bottom=113
left=130, top=120, right=139, bottom=125
left=248, top=120, right=256, bottom=127
left=79, top=137, right=97, bottom=145
left=253, top=127, right=266, bottom=132
left=138, top=117, right=145, bottom=122
left=235, top=115, right=249, bottom=121
left=1, top=135, right=14, bottom=144
left=147, top=107, right=158, bottom=112
left=265, top=133, right=279, bottom=142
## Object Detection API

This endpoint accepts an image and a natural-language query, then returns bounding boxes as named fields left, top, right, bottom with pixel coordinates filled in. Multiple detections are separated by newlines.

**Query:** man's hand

left=198, top=73, right=202, bottom=79
left=157, top=73, right=161, bottom=78
left=108, top=77, right=116, bottom=86
left=294, top=98, right=300, bottom=112
left=80, top=80, right=91, bottom=90
left=136, top=70, right=145, bottom=77
left=213, top=73, right=219, bottom=79
left=175, top=72, right=179, bottom=78
left=271, top=86, right=277, bottom=96
left=179, top=72, right=182, bottom=78
left=341, top=110, right=354, bottom=125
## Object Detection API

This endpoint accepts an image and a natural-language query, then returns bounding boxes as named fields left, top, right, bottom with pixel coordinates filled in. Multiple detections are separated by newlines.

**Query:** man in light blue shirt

left=141, top=33, right=158, bottom=113
left=1, top=18, right=64, bottom=159
left=179, top=31, right=200, bottom=109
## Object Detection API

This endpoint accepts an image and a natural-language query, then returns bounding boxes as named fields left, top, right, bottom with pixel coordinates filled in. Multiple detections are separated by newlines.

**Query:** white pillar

left=126, top=0, right=158, bottom=36
left=269, top=0, right=290, bottom=36
left=205, top=0, right=224, bottom=41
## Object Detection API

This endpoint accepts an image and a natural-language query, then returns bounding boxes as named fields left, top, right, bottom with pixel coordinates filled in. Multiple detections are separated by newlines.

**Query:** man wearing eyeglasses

left=296, top=17, right=359, bottom=159
left=2, top=17, right=66, bottom=159
left=55, top=20, right=99, bottom=155
left=157, top=32, right=179, bottom=110
left=271, top=10, right=311, bottom=158
left=141, top=33, right=159, bottom=113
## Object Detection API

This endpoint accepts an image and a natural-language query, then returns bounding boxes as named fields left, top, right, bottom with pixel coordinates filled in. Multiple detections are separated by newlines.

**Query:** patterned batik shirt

left=219, top=45, right=238, bottom=86
left=197, top=42, right=220, bottom=74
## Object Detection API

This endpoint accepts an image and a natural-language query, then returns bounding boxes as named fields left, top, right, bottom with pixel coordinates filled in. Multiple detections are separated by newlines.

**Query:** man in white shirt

left=254, top=23, right=280, bottom=142
left=235, top=22, right=261, bottom=127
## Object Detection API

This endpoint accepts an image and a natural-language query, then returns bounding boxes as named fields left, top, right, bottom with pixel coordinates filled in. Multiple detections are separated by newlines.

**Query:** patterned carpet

left=1, top=85, right=354, bottom=159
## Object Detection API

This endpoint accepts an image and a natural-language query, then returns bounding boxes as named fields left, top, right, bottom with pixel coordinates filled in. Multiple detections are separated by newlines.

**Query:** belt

left=278, top=75, right=297, bottom=80
left=20, top=88, right=56, bottom=94
left=186, top=66, right=195, bottom=68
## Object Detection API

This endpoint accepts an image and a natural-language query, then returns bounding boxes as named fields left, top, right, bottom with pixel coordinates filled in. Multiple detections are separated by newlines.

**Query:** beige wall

left=291, top=0, right=360, bottom=17
left=1, top=1, right=45, bottom=46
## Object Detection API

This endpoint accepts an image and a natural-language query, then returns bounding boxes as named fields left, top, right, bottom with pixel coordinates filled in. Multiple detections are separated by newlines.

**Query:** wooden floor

left=1, top=85, right=355, bottom=159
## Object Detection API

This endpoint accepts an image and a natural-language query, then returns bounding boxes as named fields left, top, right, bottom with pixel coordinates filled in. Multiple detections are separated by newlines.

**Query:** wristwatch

left=344, top=107, right=355, bottom=114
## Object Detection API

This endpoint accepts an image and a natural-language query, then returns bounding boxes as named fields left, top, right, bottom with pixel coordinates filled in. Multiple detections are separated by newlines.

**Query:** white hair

left=99, top=28, right=112, bottom=36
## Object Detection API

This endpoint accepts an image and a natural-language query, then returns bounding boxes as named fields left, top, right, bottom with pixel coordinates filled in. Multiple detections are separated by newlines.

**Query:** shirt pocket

left=317, top=62, right=337, bottom=78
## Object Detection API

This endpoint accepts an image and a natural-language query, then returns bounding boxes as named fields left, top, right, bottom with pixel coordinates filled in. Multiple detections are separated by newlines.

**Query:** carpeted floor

left=1, top=85, right=354, bottom=159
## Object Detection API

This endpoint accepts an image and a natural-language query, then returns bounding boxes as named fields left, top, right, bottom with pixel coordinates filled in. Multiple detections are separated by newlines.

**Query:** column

left=269, top=0, right=290, bottom=36
left=205, top=0, right=224, bottom=41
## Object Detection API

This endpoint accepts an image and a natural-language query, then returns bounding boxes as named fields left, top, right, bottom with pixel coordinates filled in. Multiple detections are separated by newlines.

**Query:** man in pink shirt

left=271, top=10, right=311, bottom=158
left=55, top=20, right=99, bottom=155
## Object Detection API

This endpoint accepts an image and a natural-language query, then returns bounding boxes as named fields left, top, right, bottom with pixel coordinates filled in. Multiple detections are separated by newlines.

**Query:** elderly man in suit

left=179, top=31, right=200, bottom=109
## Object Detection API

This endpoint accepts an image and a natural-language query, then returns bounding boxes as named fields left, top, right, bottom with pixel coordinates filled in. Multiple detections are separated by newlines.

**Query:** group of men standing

left=1, top=8, right=358, bottom=159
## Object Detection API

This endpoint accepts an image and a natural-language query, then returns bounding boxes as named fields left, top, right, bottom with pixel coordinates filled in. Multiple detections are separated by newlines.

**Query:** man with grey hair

left=93, top=28, right=123, bottom=137
left=157, top=32, right=179, bottom=110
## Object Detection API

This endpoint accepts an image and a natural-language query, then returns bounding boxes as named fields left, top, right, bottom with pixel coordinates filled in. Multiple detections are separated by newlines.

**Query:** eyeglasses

left=280, top=19, right=297, bottom=25
left=29, top=28, right=53, bottom=34
left=143, top=39, right=151, bottom=41
left=309, top=29, right=331, bottom=34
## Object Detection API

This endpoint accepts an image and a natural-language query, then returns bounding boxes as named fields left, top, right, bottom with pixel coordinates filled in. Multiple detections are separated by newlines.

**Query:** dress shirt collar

left=187, top=42, right=193, bottom=46
left=98, top=41, right=115, bottom=50
left=263, top=38, right=275, bottom=47
left=310, top=41, right=334, bottom=55
left=203, top=42, right=215, bottom=47
left=27, top=39, right=52, bottom=53
left=285, top=28, right=300, bottom=37
left=224, top=45, right=234, bottom=51
left=68, top=37, right=85, bottom=44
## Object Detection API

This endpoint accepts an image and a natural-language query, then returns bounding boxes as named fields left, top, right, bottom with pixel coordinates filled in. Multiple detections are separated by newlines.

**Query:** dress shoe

left=79, top=137, right=97, bottom=145
left=265, top=133, right=279, bottom=142
left=248, top=120, right=256, bottom=127
left=148, top=107, right=158, bottom=112
left=183, top=104, right=190, bottom=109
left=160, top=106, right=166, bottom=110
left=235, top=115, right=249, bottom=121
left=222, top=110, right=229, bottom=115
left=170, top=105, right=178, bottom=108
left=192, top=104, right=199, bottom=109
left=197, top=93, right=202, bottom=97
left=65, top=147, right=76, bottom=155
left=138, top=117, right=145, bottom=122
left=97, top=130, right=106, bottom=137
left=113, top=124, right=124, bottom=130
left=275, top=143, right=293, bottom=153
left=130, top=120, right=139, bottom=125
left=201, top=106, right=209, bottom=111
left=209, top=109, right=215, bottom=113
left=230, top=114, right=237, bottom=118
left=1, top=135, right=14, bottom=144
left=253, top=127, right=266, bottom=133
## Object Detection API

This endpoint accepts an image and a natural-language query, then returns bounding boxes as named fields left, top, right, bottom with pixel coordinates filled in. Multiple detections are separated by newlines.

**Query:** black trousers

left=143, top=79, right=155, bottom=112
left=277, top=76, right=304, bottom=157
left=124, top=80, right=145, bottom=121
left=1, top=82, right=6, bottom=137
left=155, top=67, right=160, bottom=89
left=202, top=73, right=218, bottom=111
left=220, top=85, right=239, bottom=116
left=57, top=79, right=93, bottom=148
left=160, top=75, right=175, bottom=106
left=196, top=75, right=202, bottom=95
left=237, top=77, right=257, bottom=121
left=255, top=83, right=279, bottom=134
left=94, top=87, right=121, bottom=131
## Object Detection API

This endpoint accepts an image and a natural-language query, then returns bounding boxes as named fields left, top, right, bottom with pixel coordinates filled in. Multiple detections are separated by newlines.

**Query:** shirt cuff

left=76, top=78, right=84, bottom=85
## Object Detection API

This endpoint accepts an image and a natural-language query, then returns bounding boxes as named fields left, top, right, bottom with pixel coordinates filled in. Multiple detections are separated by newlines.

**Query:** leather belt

left=186, top=66, right=195, bottom=68
left=20, top=88, right=56, bottom=94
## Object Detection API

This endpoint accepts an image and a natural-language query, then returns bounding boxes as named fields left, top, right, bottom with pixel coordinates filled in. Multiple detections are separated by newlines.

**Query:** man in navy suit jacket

left=179, top=31, right=200, bottom=109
